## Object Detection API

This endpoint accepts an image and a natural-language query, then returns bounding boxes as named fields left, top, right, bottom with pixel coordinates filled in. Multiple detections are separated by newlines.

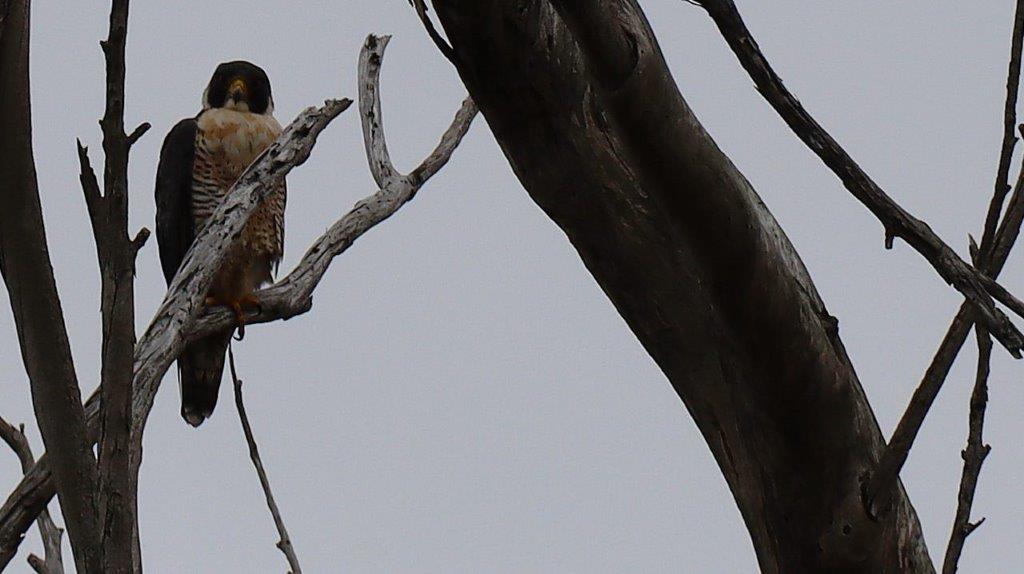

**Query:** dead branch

left=425, top=1, right=932, bottom=569
left=1, top=36, right=475, bottom=568
left=85, top=1, right=146, bottom=571
left=861, top=163, right=1024, bottom=519
left=697, top=0, right=1024, bottom=356
left=939, top=6, right=1024, bottom=570
left=189, top=37, right=476, bottom=342
left=228, top=348, right=301, bottom=574
left=0, top=99, right=349, bottom=571
left=980, top=0, right=1024, bottom=256
left=691, top=0, right=1024, bottom=531
left=0, top=2, right=101, bottom=570
left=410, top=0, right=456, bottom=64
left=941, top=326, right=993, bottom=574
left=359, top=34, right=398, bottom=188
left=863, top=125, right=1024, bottom=520
left=0, top=418, right=64, bottom=574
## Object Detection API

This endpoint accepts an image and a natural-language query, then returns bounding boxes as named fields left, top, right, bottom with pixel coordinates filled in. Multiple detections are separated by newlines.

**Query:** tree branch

left=426, top=1, right=932, bottom=570
left=940, top=326, right=992, bottom=574
left=0, top=99, right=347, bottom=572
left=979, top=0, right=1024, bottom=257
left=228, top=348, right=301, bottom=574
left=697, top=0, right=1024, bottom=356
left=1, top=37, right=475, bottom=567
left=0, top=418, right=64, bottom=574
left=861, top=165, right=1024, bottom=519
left=358, top=34, right=398, bottom=188
left=190, top=36, right=475, bottom=342
left=90, top=1, right=144, bottom=571
left=862, top=97, right=1024, bottom=522
left=410, top=0, right=456, bottom=64
left=0, top=2, right=101, bottom=571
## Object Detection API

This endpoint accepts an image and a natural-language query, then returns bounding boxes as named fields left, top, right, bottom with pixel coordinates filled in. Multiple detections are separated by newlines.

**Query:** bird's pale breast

left=192, top=108, right=285, bottom=297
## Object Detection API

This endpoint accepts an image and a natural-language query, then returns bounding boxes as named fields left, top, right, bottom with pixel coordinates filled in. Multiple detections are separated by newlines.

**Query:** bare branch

left=0, top=37, right=476, bottom=567
left=0, top=419, right=33, bottom=475
left=228, top=348, right=301, bottom=574
left=979, top=0, right=1024, bottom=257
left=697, top=0, right=1024, bottom=356
left=862, top=169, right=1024, bottom=520
left=125, top=122, right=150, bottom=148
left=411, top=0, right=456, bottom=64
left=863, top=81, right=1024, bottom=524
left=0, top=418, right=64, bottom=574
left=358, top=34, right=398, bottom=188
left=941, top=326, right=993, bottom=574
left=128, top=99, right=351, bottom=443
left=427, top=1, right=936, bottom=568
left=74, top=2, right=147, bottom=570
left=0, top=99, right=349, bottom=571
left=189, top=95, right=476, bottom=341
left=76, top=140, right=102, bottom=225
left=131, top=227, right=150, bottom=254
left=191, top=35, right=476, bottom=342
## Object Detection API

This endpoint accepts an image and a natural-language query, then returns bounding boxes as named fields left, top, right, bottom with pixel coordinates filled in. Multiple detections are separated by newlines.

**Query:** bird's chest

left=194, top=108, right=281, bottom=185
left=191, top=109, right=286, bottom=258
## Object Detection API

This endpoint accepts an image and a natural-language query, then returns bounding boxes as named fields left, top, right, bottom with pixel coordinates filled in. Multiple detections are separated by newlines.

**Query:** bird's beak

left=228, top=78, right=248, bottom=102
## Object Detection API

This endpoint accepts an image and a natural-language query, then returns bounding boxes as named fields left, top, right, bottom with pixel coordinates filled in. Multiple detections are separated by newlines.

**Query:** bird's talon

left=240, top=294, right=263, bottom=316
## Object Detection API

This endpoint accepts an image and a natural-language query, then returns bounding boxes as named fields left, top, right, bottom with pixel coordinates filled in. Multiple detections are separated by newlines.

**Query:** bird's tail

left=178, top=331, right=233, bottom=427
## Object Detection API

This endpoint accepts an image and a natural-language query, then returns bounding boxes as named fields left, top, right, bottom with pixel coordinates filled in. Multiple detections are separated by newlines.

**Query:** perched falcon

left=155, top=61, right=285, bottom=427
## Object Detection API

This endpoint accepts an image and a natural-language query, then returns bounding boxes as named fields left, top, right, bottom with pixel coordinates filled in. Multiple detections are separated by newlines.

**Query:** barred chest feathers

left=192, top=107, right=286, bottom=296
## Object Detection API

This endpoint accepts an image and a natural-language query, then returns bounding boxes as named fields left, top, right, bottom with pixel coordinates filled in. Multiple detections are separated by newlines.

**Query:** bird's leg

left=228, top=299, right=247, bottom=341
left=229, top=294, right=264, bottom=341
left=203, top=294, right=248, bottom=340
left=238, top=293, right=263, bottom=315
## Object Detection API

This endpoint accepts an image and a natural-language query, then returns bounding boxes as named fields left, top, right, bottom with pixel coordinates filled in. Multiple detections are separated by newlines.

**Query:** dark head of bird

left=202, top=60, right=274, bottom=115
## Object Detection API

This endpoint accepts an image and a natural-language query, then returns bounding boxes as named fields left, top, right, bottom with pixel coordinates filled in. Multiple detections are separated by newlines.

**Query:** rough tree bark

left=79, top=1, right=150, bottom=571
left=0, top=2, right=101, bottom=571
left=427, top=1, right=931, bottom=571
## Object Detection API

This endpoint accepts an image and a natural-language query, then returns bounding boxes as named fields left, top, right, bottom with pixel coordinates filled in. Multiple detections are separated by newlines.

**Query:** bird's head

left=202, top=61, right=274, bottom=115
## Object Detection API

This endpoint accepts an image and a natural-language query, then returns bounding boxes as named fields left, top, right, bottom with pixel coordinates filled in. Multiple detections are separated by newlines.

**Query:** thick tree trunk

left=0, top=1, right=101, bottom=572
left=429, top=1, right=933, bottom=571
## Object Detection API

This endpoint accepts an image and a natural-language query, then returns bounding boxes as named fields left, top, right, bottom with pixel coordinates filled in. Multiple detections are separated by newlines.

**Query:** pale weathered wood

left=0, top=37, right=476, bottom=567
left=0, top=418, right=63, bottom=574
left=0, top=99, right=349, bottom=570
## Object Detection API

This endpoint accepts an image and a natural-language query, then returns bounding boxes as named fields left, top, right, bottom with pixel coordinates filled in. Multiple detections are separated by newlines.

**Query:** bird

left=155, top=61, right=285, bottom=427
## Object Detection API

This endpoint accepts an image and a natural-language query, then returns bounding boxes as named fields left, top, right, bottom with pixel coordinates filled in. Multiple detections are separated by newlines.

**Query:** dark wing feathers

left=155, top=118, right=198, bottom=285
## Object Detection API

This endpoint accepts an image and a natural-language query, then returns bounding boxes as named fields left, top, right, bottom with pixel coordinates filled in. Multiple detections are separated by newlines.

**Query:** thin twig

left=862, top=158, right=1024, bottom=516
left=941, top=326, right=993, bottom=573
left=410, top=0, right=457, bottom=64
left=938, top=7, right=1024, bottom=569
left=228, top=348, right=301, bottom=574
left=980, top=0, right=1024, bottom=257
left=697, top=0, right=1024, bottom=356
left=862, top=87, right=1024, bottom=522
left=0, top=418, right=64, bottom=574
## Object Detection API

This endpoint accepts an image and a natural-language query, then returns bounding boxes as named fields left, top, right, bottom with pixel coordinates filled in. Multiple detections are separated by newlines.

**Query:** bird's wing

left=155, top=118, right=198, bottom=286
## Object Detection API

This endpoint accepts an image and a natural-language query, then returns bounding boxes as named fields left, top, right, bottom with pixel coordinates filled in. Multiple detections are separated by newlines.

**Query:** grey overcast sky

left=2, top=1, right=1023, bottom=572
